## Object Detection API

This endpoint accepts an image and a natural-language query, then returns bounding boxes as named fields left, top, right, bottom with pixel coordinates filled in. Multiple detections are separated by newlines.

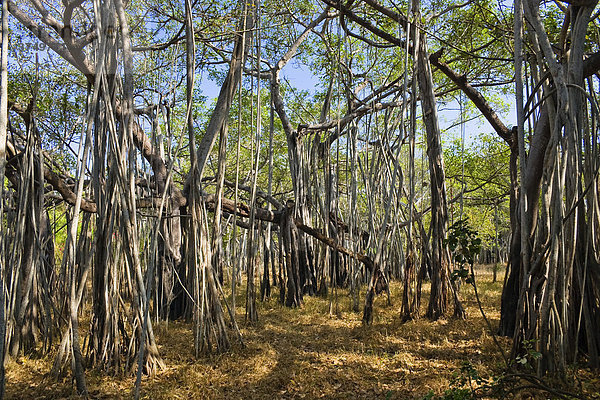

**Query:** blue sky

left=199, top=58, right=516, bottom=149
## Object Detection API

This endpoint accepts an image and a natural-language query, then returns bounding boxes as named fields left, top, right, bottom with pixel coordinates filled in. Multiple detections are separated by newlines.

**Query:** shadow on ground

left=6, top=272, right=512, bottom=399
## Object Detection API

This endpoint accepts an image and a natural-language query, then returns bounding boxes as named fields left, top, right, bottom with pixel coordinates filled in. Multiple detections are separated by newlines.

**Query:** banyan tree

left=0, top=0, right=599, bottom=397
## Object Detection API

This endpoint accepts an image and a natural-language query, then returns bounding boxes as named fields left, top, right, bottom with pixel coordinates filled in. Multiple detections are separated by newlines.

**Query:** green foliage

left=514, top=339, right=542, bottom=370
left=445, top=218, right=481, bottom=284
left=444, top=132, right=510, bottom=250
left=420, top=361, right=500, bottom=400
left=427, top=0, right=514, bottom=99
left=50, top=206, right=69, bottom=267
left=421, top=388, right=473, bottom=400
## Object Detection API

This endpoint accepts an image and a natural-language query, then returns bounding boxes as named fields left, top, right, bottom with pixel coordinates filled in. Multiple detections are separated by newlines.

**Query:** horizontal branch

left=294, top=218, right=375, bottom=272
left=44, top=168, right=97, bottom=213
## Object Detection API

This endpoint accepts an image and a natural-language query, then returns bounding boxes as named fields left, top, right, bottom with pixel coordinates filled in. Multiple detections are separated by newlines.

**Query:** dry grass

left=5, top=266, right=599, bottom=399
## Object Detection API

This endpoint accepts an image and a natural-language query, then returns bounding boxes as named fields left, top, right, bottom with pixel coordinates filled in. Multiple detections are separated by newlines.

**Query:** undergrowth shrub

left=419, top=361, right=493, bottom=400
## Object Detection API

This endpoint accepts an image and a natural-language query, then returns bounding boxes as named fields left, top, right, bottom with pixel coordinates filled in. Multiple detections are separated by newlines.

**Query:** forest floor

left=5, top=265, right=600, bottom=399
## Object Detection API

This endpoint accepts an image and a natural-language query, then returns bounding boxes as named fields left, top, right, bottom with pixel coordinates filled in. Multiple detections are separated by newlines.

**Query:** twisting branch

left=323, top=0, right=513, bottom=145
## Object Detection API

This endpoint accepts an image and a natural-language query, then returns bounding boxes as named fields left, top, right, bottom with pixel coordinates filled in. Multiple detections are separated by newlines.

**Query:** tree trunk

left=415, top=34, right=455, bottom=320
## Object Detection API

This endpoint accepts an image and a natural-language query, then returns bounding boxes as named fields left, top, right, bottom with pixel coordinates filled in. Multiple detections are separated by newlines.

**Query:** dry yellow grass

left=4, top=265, right=599, bottom=399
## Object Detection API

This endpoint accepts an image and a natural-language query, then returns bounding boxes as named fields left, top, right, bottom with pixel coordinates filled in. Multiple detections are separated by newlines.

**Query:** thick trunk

left=0, top=0, right=8, bottom=390
left=5, top=133, right=53, bottom=357
left=281, top=203, right=302, bottom=308
left=507, top=0, right=600, bottom=374
left=498, top=141, right=520, bottom=336
left=415, top=34, right=454, bottom=320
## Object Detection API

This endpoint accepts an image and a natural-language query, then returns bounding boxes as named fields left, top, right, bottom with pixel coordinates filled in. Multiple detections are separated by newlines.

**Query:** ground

left=5, top=266, right=600, bottom=399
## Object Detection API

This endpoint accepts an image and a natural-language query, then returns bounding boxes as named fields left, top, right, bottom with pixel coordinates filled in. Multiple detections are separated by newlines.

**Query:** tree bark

left=416, top=35, right=451, bottom=320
